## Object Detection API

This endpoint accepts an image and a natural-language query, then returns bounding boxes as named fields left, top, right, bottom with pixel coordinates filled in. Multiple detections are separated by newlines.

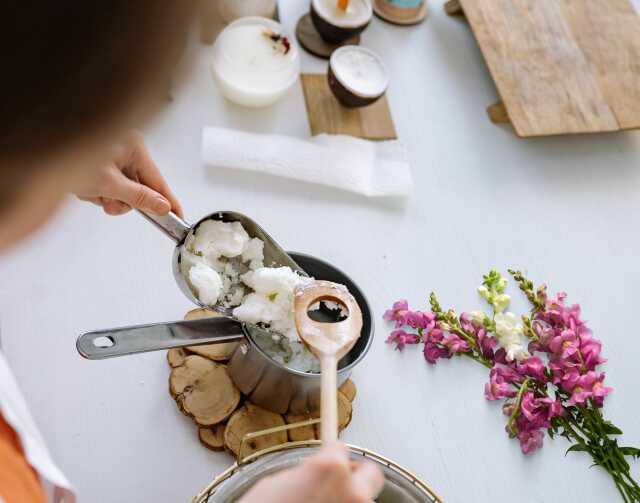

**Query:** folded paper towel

left=202, top=127, right=412, bottom=197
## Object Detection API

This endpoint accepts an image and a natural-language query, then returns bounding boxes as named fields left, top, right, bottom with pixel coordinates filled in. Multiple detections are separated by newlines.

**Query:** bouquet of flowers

left=384, top=269, right=640, bottom=502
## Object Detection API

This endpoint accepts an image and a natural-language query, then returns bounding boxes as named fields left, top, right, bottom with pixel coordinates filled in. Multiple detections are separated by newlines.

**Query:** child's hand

left=74, top=132, right=182, bottom=217
left=238, top=442, right=384, bottom=503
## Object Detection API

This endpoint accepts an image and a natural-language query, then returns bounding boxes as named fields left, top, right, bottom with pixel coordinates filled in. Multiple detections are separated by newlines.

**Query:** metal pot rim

left=240, top=251, right=375, bottom=378
left=192, top=441, right=442, bottom=503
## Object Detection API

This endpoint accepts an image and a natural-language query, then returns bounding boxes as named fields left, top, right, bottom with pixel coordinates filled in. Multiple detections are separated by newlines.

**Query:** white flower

left=494, top=312, right=529, bottom=362
left=477, top=285, right=490, bottom=300
left=469, top=310, right=486, bottom=324
left=492, top=294, right=511, bottom=313
left=507, top=344, right=530, bottom=362
left=494, top=312, right=521, bottom=337
left=498, top=276, right=508, bottom=291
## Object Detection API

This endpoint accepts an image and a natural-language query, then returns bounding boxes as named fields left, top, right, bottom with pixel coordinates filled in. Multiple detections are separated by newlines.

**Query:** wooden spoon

left=294, top=280, right=363, bottom=443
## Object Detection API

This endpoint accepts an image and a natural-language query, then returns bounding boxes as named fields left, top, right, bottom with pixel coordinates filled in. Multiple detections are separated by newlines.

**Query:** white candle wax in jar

left=212, top=17, right=300, bottom=108
left=331, top=46, right=387, bottom=97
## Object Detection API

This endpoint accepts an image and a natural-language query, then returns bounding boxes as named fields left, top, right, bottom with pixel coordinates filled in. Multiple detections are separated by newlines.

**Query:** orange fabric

left=0, top=413, right=47, bottom=503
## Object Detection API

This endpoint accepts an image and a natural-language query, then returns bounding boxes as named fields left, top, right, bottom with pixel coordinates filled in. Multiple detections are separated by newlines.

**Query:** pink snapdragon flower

left=430, top=327, right=444, bottom=342
left=567, top=372, right=613, bottom=406
left=407, top=310, right=436, bottom=330
left=459, top=312, right=476, bottom=334
left=529, top=321, right=555, bottom=353
left=520, top=393, right=564, bottom=427
left=459, top=313, right=498, bottom=360
left=549, top=329, right=580, bottom=358
left=550, top=363, right=582, bottom=393
left=383, top=300, right=410, bottom=327
left=386, top=329, right=420, bottom=351
left=515, top=356, right=547, bottom=383
left=581, top=339, right=606, bottom=370
left=517, top=429, right=544, bottom=454
left=476, top=328, right=498, bottom=360
left=423, top=342, right=449, bottom=364
left=485, top=381, right=516, bottom=401
left=484, top=366, right=520, bottom=401
left=512, top=393, right=564, bottom=454
left=492, top=365, right=523, bottom=385
left=442, top=334, right=470, bottom=356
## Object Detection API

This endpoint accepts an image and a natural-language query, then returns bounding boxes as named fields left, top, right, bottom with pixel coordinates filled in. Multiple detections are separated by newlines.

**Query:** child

left=0, top=3, right=382, bottom=502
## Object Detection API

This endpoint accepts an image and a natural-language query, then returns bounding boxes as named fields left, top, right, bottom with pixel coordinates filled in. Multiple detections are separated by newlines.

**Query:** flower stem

left=460, top=350, right=493, bottom=369
left=507, top=378, right=531, bottom=436
left=558, top=410, right=640, bottom=502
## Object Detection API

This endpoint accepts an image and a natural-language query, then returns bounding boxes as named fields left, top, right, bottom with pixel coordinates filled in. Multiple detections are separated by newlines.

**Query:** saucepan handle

left=76, top=317, right=245, bottom=359
left=137, top=210, right=191, bottom=243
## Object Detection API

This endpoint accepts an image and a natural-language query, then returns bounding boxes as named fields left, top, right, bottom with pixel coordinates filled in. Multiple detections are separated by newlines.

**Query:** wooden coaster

left=168, top=308, right=358, bottom=458
left=301, top=74, right=397, bottom=140
left=445, top=0, right=640, bottom=137
left=296, top=13, right=360, bottom=59
left=373, top=0, right=428, bottom=25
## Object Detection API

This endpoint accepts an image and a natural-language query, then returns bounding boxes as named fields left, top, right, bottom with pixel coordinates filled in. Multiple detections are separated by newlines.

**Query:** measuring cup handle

left=138, top=210, right=190, bottom=243
left=76, top=317, right=245, bottom=359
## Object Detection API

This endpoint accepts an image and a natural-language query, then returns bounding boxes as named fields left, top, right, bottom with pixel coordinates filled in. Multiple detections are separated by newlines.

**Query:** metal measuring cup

left=77, top=209, right=307, bottom=358
left=139, top=210, right=308, bottom=315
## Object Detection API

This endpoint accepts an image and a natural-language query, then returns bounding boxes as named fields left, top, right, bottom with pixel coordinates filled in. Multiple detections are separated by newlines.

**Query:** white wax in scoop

left=212, top=18, right=299, bottom=107
left=313, top=0, right=372, bottom=27
left=331, top=46, right=387, bottom=97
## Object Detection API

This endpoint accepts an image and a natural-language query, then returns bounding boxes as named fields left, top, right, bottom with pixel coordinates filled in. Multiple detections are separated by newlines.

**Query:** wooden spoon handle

left=320, top=354, right=338, bottom=443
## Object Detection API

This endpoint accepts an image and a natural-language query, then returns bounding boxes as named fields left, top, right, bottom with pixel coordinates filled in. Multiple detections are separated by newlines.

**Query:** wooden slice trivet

left=373, top=0, right=428, bottom=25
left=167, top=309, right=358, bottom=458
left=296, top=13, right=360, bottom=60
left=301, top=74, right=397, bottom=140
left=285, top=390, right=353, bottom=442
left=339, top=378, right=357, bottom=402
left=199, top=424, right=226, bottom=451
left=183, top=308, right=239, bottom=361
left=167, top=347, right=188, bottom=368
left=285, top=413, right=317, bottom=442
left=169, top=355, right=241, bottom=426
left=224, top=403, right=288, bottom=457
left=315, top=391, right=352, bottom=438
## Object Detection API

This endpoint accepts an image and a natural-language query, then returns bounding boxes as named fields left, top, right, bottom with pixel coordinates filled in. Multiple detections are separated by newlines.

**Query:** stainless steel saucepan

left=76, top=208, right=374, bottom=414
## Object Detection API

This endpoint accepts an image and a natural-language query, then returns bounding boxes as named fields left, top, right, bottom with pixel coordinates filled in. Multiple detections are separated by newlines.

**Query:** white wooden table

left=1, top=1, right=640, bottom=501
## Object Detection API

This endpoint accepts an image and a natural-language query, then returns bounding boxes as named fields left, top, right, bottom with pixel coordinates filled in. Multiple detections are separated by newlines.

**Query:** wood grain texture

left=301, top=74, right=397, bottom=140
left=561, top=0, right=640, bottom=130
left=444, top=0, right=464, bottom=16
left=458, top=0, right=640, bottom=137
left=487, top=101, right=509, bottom=124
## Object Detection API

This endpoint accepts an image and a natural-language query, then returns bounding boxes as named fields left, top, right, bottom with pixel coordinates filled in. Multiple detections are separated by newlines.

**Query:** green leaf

left=566, top=444, right=588, bottom=455
left=620, top=447, right=640, bottom=458
left=547, top=428, right=555, bottom=439
left=602, top=421, right=623, bottom=435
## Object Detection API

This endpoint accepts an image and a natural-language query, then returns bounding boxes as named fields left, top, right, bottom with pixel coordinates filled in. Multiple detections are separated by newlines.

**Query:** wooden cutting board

left=446, top=0, right=640, bottom=137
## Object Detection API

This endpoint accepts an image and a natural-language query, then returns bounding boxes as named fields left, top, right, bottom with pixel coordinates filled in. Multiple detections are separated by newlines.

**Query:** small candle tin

left=373, top=0, right=428, bottom=25
left=328, top=45, right=388, bottom=108
left=310, top=0, right=373, bottom=43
